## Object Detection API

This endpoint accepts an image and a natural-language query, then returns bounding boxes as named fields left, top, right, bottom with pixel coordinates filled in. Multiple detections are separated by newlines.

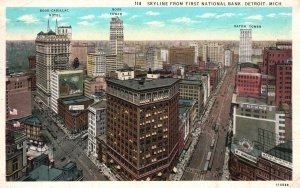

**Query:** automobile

left=60, top=157, right=66, bottom=161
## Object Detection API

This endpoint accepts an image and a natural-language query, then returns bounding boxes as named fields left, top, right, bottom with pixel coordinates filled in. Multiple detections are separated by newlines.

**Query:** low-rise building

left=232, top=94, right=286, bottom=145
left=6, top=128, right=27, bottom=181
left=24, top=116, right=43, bottom=145
left=58, top=96, right=94, bottom=133
left=21, top=161, right=83, bottom=181
left=229, top=141, right=292, bottom=180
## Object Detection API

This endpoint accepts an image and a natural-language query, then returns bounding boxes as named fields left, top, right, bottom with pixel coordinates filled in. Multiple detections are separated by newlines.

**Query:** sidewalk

left=84, top=150, right=118, bottom=181
left=170, top=70, right=227, bottom=181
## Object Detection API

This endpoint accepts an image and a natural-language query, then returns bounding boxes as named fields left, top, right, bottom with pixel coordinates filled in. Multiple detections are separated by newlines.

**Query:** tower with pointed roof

left=35, top=20, right=72, bottom=106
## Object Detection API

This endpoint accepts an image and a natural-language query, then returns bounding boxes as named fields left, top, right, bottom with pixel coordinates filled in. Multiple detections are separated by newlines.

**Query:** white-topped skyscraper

left=239, top=29, right=252, bottom=63
left=36, top=20, right=72, bottom=106
left=109, top=16, right=124, bottom=71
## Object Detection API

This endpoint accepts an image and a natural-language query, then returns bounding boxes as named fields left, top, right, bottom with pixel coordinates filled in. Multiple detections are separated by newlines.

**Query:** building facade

left=224, top=49, right=233, bottom=67
left=36, top=24, right=71, bottom=106
left=179, top=79, right=204, bottom=117
left=147, top=47, right=163, bottom=71
left=232, top=95, right=286, bottom=145
left=169, top=47, right=195, bottom=65
left=87, top=49, right=106, bottom=77
left=235, top=72, right=261, bottom=97
left=106, top=78, right=179, bottom=180
left=229, top=142, right=292, bottom=181
left=202, top=43, right=224, bottom=65
left=57, top=96, right=94, bottom=133
left=261, top=47, right=292, bottom=77
left=275, top=61, right=292, bottom=106
left=6, top=74, right=32, bottom=120
left=6, top=128, right=27, bottom=181
left=84, top=76, right=107, bottom=98
left=88, top=100, right=107, bottom=158
left=110, top=17, right=124, bottom=70
left=50, top=69, right=84, bottom=113
left=239, top=29, right=252, bottom=63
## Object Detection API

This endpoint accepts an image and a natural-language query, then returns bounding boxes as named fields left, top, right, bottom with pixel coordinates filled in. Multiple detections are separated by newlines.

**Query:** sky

left=6, top=7, right=292, bottom=41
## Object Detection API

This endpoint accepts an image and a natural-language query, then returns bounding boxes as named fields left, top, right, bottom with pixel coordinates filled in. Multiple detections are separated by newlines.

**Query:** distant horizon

left=6, top=7, right=292, bottom=41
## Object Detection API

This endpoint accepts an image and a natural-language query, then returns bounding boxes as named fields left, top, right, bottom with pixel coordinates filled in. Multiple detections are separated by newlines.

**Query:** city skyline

left=6, top=7, right=292, bottom=41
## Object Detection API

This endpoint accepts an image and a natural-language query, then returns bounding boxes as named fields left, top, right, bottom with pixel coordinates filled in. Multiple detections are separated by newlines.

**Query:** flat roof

left=231, top=143, right=262, bottom=158
left=179, top=106, right=189, bottom=116
left=61, top=95, right=91, bottom=105
left=236, top=96, right=268, bottom=105
left=179, top=79, right=202, bottom=86
left=179, top=99, right=197, bottom=106
left=106, top=78, right=178, bottom=91
left=29, top=165, right=62, bottom=181
left=63, top=162, right=76, bottom=170
left=24, top=116, right=42, bottom=126
left=266, top=141, right=292, bottom=162
left=90, top=100, right=106, bottom=109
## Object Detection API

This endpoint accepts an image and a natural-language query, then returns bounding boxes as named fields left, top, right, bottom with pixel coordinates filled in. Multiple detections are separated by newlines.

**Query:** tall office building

left=87, top=49, right=106, bottom=77
left=202, top=43, right=224, bottom=64
left=109, top=17, right=124, bottom=71
left=239, top=29, right=252, bottom=63
left=169, top=47, right=195, bottom=65
left=106, top=78, right=179, bottom=180
left=36, top=20, right=71, bottom=106
left=189, top=42, right=199, bottom=64
left=146, top=47, right=163, bottom=71
left=224, top=49, right=233, bottom=67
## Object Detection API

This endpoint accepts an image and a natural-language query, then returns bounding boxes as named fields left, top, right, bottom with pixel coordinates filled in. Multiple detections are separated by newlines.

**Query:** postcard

left=1, top=0, right=299, bottom=188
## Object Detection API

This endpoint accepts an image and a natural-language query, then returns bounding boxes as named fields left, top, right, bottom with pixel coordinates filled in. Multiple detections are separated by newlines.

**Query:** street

left=182, top=62, right=237, bottom=180
left=32, top=99, right=107, bottom=181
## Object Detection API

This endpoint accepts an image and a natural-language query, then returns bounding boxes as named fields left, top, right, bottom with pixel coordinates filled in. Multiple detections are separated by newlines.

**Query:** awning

left=116, top=165, right=121, bottom=170
left=146, top=177, right=151, bottom=181
left=157, top=172, right=162, bottom=177
left=173, top=167, right=178, bottom=173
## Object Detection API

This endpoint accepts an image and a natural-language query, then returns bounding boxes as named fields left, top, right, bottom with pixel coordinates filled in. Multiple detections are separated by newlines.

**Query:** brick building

left=261, top=47, right=292, bottom=77
left=106, top=78, right=179, bottom=180
left=28, top=55, right=36, bottom=69
left=58, top=96, right=94, bottom=133
left=275, top=61, right=292, bottom=106
left=6, top=128, right=27, bottom=181
left=229, top=141, right=292, bottom=181
left=6, top=73, right=32, bottom=120
left=235, top=72, right=261, bottom=97
left=169, top=47, right=195, bottom=65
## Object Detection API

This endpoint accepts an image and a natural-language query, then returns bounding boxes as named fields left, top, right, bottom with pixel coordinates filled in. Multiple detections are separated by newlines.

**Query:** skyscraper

left=35, top=20, right=71, bottom=106
left=106, top=78, right=179, bottom=180
left=239, top=29, right=252, bottom=63
left=109, top=17, right=124, bottom=71
left=87, top=49, right=106, bottom=77
left=202, top=42, right=224, bottom=64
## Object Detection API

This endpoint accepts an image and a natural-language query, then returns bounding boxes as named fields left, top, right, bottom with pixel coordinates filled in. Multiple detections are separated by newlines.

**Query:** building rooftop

left=239, top=63, right=259, bottom=70
left=179, top=106, right=189, bottom=116
left=37, top=30, right=56, bottom=36
left=236, top=96, right=268, bottom=105
left=266, top=141, right=292, bottom=162
left=179, top=79, right=202, bottom=86
left=63, top=161, right=76, bottom=170
left=61, top=95, right=91, bottom=105
left=28, top=165, right=62, bottom=181
left=24, top=115, right=42, bottom=127
left=90, top=100, right=106, bottom=109
left=231, top=142, right=262, bottom=158
left=106, top=78, right=178, bottom=91
left=179, top=99, right=197, bottom=106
